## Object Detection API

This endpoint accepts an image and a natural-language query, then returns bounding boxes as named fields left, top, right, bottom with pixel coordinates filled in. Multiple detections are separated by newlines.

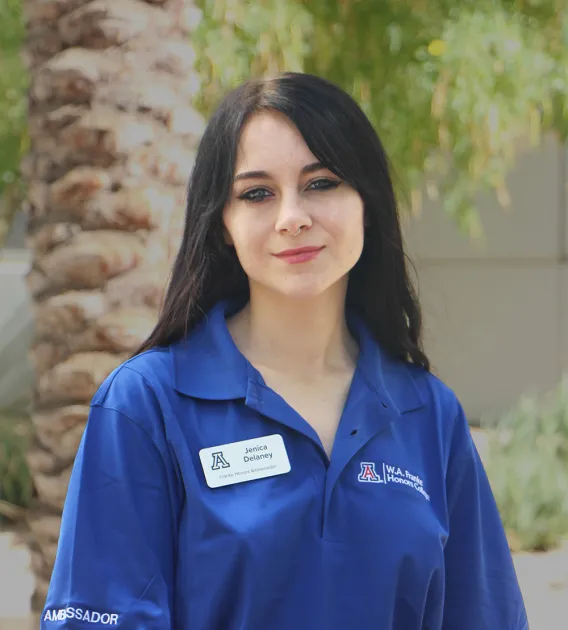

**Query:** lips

left=273, top=246, right=324, bottom=264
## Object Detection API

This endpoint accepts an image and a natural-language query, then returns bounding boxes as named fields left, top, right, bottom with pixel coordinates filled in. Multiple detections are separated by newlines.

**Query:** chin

left=264, top=275, right=344, bottom=301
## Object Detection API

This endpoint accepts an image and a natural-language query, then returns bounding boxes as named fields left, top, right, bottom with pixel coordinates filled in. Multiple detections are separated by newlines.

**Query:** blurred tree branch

left=1, top=1, right=566, bottom=240
left=193, top=0, right=568, bottom=236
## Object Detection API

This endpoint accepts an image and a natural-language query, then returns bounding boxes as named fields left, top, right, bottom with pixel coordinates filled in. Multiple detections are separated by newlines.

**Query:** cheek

left=329, top=203, right=365, bottom=253
left=223, top=212, right=266, bottom=264
left=338, top=210, right=365, bottom=268
left=347, top=226, right=365, bottom=263
left=222, top=211, right=252, bottom=251
left=221, top=209, right=234, bottom=245
left=351, top=206, right=365, bottom=241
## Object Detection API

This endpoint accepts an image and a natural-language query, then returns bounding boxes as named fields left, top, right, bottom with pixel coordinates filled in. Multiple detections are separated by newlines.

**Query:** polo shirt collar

left=171, top=300, right=250, bottom=401
left=171, top=300, right=424, bottom=415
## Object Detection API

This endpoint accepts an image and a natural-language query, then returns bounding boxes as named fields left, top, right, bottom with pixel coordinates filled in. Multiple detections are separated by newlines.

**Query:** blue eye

left=307, top=178, right=341, bottom=191
left=237, top=178, right=341, bottom=203
left=237, top=188, right=272, bottom=203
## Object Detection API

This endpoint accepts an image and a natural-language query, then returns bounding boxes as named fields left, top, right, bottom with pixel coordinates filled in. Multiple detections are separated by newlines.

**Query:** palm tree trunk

left=21, top=0, right=202, bottom=610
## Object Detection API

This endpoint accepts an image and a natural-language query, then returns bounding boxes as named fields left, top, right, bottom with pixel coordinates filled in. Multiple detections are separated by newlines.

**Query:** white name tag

left=199, top=434, right=291, bottom=488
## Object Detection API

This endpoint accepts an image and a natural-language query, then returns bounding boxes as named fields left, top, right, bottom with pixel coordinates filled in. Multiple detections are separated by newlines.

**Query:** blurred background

left=1, top=0, right=568, bottom=628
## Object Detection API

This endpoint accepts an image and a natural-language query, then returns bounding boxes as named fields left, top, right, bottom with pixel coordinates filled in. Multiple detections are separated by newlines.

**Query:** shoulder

left=91, top=347, right=175, bottom=420
left=381, top=352, right=460, bottom=420
left=412, top=364, right=460, bottom=418
left=382, top=356, right=470, bottom=461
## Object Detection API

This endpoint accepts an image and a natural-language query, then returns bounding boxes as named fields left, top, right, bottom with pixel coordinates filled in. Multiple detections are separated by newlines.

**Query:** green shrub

left=0, top=408, right=33, bottom=520
left=484, top=377, right=568, bottom=552
left=0, top=0, right=28, bottom=246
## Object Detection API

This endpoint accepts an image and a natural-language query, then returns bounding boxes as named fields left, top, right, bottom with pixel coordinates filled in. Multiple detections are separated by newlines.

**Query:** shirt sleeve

left=442, top=404, right=529, bottom=630
left=41, top=400, right=177, bottom=629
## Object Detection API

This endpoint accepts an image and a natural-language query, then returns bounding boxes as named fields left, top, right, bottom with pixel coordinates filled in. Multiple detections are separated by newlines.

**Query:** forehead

left=235, top=111, right=317, bottom=171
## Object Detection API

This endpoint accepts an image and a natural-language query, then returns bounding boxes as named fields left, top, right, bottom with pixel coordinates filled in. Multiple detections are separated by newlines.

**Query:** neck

left=228, top=282, right=358, bottom=378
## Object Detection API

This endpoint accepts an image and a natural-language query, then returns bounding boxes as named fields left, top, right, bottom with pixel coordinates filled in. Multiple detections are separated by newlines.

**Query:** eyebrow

left=234, top=161, right=326, bottom=182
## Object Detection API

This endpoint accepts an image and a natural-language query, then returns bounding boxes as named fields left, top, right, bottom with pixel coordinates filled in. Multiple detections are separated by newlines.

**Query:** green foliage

left=0, top=408, right=33, bottom=517
left=193, top=0, right=568, bottom=235
left=484, top=377, right=568, bottom=552
left=0, top=0, right=27, bottom=246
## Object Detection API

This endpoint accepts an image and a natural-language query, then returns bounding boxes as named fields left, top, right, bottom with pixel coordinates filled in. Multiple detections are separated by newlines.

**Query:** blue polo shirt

left=42, top=300, right=528, bottom=629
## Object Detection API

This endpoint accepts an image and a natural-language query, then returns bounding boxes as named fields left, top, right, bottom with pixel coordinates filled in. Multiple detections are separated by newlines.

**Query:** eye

left=307, top=178, right=342, bottom=192
left=237, top=187, right=273, bottom=203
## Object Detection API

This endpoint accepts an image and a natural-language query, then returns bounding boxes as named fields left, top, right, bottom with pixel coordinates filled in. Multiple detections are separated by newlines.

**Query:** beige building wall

left=403, top=135, right=567, bottom=422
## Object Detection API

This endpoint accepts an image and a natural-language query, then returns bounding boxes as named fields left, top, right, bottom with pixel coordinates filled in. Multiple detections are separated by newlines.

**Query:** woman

left=42, top=73, right=528, bottom=629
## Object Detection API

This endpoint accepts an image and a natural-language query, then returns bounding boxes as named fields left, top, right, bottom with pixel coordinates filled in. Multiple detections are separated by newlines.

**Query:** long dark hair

left=136, top=72, right=430, bottom=370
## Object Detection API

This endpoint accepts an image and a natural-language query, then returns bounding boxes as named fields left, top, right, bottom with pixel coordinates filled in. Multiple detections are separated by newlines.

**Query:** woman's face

left=222, top=111, right=365, bottom=301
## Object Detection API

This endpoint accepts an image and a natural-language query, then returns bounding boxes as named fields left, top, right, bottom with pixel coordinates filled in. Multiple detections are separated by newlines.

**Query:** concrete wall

left=403, top=135, right=567, bottom=422
left=0, top=250, right=34, bottom=409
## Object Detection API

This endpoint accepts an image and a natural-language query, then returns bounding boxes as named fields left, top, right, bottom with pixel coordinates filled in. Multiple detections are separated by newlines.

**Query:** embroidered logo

left=358, top=462, right=382, bottom=483
left=358, top=461, right=430, bottom=501
left=211, top=451, right=230, bottom=470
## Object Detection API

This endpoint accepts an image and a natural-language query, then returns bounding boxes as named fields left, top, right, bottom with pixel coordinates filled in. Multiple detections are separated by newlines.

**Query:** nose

left=274, top=193, right=312, bottom=236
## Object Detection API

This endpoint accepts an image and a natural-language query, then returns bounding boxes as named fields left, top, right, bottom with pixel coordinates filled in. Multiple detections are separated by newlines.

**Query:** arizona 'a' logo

left=211, top=451, right=230, bottom=470
left=358, top=461, right=383, bottom=483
